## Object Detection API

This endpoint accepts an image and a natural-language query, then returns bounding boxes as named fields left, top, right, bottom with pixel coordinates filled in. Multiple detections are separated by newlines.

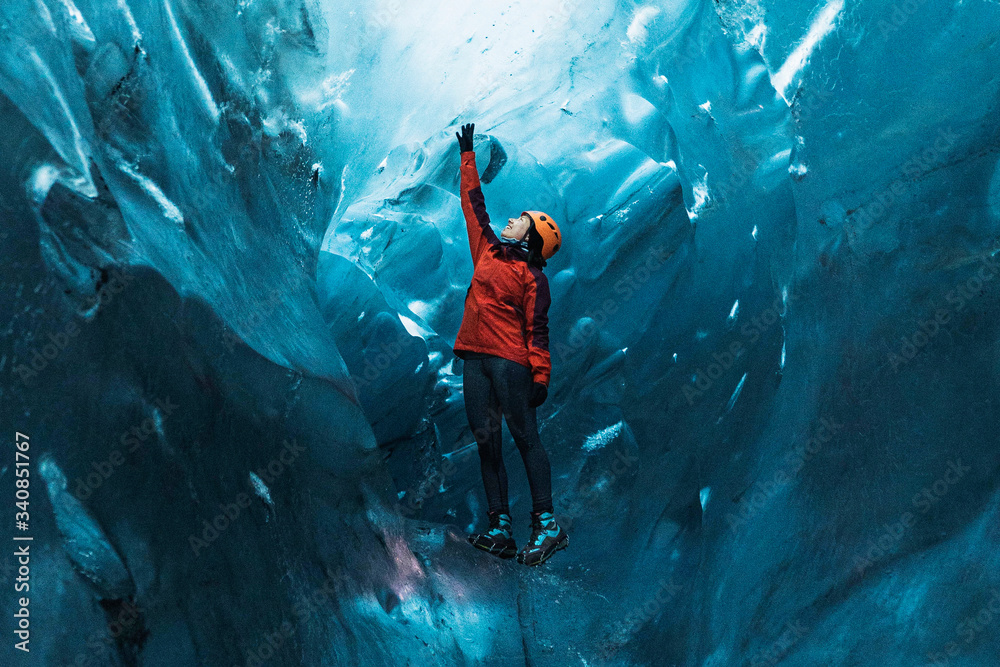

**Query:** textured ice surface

left=2, top=0, right=1000, bottom=665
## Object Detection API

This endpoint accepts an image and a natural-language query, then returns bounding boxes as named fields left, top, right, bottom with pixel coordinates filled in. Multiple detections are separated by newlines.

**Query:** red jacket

left=453, top=150, right=552, bottom=386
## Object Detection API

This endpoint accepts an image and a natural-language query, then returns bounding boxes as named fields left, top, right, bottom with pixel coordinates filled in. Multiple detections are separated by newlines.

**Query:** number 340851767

left=15, top=433, right=30, bottom=524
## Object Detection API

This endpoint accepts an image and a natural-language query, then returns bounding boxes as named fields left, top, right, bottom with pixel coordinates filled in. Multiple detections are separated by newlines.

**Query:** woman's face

left=501, top=214, right=532, bottom=240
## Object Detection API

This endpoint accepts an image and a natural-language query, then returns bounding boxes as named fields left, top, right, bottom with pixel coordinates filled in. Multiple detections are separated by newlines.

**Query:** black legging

left=463, top=355, right=553, bottom=514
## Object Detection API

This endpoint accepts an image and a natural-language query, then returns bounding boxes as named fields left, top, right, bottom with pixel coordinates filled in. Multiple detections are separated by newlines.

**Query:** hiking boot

left=468, top=510, right=517, bottom=559
left=516, top=511, right=568, bottom=566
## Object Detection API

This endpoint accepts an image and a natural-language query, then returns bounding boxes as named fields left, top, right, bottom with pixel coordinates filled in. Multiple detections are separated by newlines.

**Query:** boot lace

left=486, top=512, right=511, bottom=538
left=528, top=512, right=559, bottom=547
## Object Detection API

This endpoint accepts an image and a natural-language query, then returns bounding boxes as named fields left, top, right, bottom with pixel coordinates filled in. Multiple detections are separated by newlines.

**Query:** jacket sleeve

left=460, top=150, right=500, bottom=266
left=523, top=269, right=552, bottom=386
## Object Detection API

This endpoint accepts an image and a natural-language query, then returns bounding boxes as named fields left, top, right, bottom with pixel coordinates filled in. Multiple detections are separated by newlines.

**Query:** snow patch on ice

left=315, top=69, right=356, bottom=111
left=249, top=471, right=274, bottom=510
left=29, top=164, right=62, bottom=203
left=583, top=421, right=624, bottom=452
left=789, top=161, right=808, bottom=178
left=626, top=6, right=660, bottom=45
left=745, top=21, right=768, bottom=50
left=113, top=151, right=185, bottom=225
left=687, top=171, right=710, bottom=221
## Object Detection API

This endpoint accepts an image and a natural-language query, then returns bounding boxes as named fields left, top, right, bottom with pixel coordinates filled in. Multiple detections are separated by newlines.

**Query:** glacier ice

left=2, top=0, right=1000, bottom=665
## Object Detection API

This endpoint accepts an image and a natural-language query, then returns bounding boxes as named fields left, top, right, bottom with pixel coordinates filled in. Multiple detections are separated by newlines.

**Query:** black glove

left=529, top=382, right=548, bottom=408
left=456, top=122, right=475, bottom=153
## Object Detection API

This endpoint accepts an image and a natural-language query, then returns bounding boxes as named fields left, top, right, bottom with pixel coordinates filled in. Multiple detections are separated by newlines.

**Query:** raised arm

left=523, top=267, right=552, bottom=390
left=456, top=123, right=500, bottom=266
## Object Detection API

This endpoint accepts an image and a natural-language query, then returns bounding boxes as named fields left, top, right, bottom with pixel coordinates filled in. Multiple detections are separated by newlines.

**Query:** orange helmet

left=521, top=210, right=562, bottom=260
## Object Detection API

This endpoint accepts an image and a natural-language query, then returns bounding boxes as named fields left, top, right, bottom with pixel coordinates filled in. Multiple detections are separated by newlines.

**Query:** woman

left=452, top=122, right=568, bottom=566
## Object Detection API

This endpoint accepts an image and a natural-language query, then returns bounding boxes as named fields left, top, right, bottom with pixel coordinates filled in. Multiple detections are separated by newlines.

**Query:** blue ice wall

left=2, top=0, right=1000, bottom=665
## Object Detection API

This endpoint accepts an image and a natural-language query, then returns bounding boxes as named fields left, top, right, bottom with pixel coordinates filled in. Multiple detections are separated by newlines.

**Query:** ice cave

left=2, top=0, right=1000, bottom=664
